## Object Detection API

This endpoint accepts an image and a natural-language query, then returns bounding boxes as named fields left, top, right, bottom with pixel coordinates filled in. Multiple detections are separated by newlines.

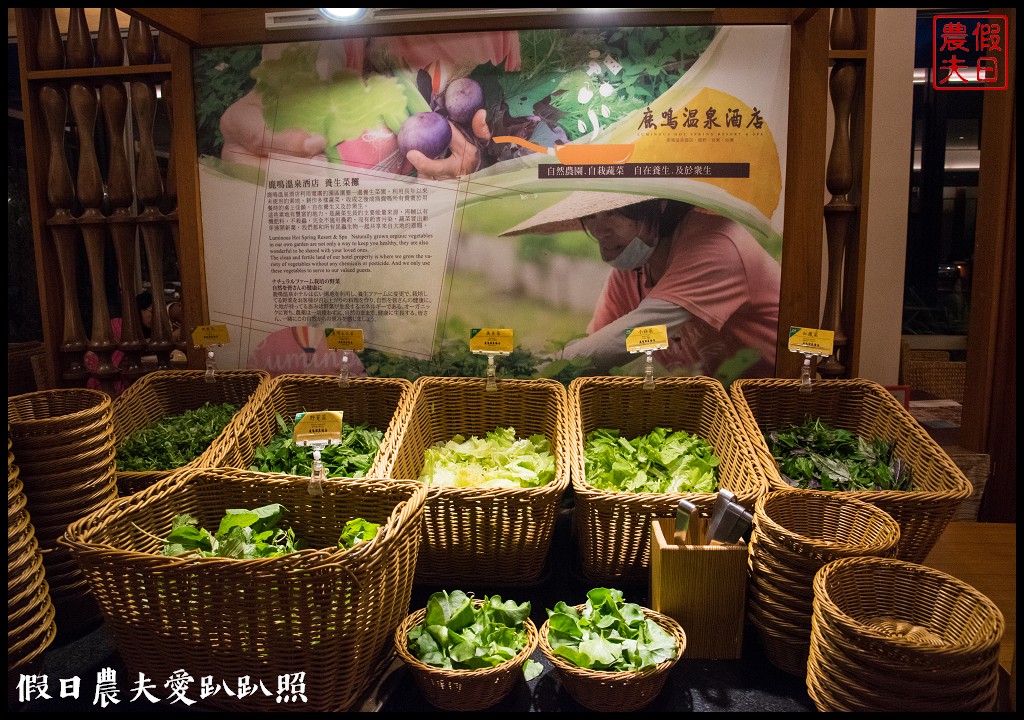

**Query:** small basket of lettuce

left=381, top=376, right=569, bottom=585
left=539, top=587, right=686, bottom=712
left=569, top=376, right=769, bottom=584
left=394, top=589, right=542, bottom=711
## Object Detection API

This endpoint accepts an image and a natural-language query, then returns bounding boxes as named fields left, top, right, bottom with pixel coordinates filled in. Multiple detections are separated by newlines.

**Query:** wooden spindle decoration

left=131, top=79, right=175, bottom=369
left=156, top=37, right=186, bottom=357
left=96, top=8, right=124, bottom=67
left=126, top=16, right=155, bottom=66
left=65, top=7, right=95, bottom=69
left=36, top=8, right=65, bottom=71
left=71, top=81, right=119, bottom=394
left=101, top=81, right=146, bottom=382
left=39, top=83, right=88, bottom=383
left=818, top=9, right=858, bottom=380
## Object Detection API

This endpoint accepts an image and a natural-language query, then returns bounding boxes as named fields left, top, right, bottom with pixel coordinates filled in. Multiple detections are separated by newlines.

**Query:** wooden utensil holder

left=650, top=516, right=748, bottom=659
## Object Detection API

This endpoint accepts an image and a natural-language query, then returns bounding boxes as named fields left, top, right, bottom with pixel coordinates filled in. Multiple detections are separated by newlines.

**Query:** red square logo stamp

left=933, top=14, right=1009, bottom=90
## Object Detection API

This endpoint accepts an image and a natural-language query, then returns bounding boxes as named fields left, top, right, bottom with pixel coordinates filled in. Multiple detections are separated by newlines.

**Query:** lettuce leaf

left=419, top=427, right=555, bottom=489
left=583, top=427, right=719, bottom=495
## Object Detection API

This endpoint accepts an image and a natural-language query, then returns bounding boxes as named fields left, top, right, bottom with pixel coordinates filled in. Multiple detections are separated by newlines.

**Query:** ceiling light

left=318, top=8, right=368, bottom=22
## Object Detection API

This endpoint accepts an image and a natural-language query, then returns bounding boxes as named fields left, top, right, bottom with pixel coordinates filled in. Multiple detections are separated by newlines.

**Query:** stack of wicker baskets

left=393, top=599, right=540, bottom=711
left=537, top=604, right=687, bottom=711
left=381, top=376, right=569, bottom=586
left=568, top=376, right=768, bottom=584
left=747, top=490, right=901, bottom=676
left=112, top=369, right=269, bottom=496
left=807, top=555, right=1005, bottom=711
left=8, top=432, right=57, bottom=672
left=730, top=378, right=972, bottom=563
left=215, top=374, right=411, bottom=477
left=60, top=467, right=428, bottom=712
left=8, top=389, right=119, bottom=630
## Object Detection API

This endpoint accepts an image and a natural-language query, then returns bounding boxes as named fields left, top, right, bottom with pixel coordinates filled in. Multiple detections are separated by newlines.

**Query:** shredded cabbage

left=419, top=427, right=555, bottom=489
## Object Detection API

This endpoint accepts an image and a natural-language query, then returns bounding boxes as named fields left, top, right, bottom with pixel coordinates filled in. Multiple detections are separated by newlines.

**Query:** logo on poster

left=932, top=14, right=1009, bottom=90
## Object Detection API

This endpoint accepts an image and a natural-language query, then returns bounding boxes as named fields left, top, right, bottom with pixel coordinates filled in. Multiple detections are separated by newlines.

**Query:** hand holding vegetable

left=405, top=108, right=491, bottom=179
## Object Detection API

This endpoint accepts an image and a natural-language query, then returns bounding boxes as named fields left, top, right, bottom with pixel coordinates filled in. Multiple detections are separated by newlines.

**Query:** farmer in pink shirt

left=502, top=192, right=781, bottom=379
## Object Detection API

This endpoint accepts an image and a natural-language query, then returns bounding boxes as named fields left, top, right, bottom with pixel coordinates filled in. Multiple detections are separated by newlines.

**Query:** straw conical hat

left=500, top=191, right=661, bottom=236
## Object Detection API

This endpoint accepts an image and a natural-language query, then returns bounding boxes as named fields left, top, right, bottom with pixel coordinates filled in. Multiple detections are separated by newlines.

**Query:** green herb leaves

left=408, top=589, right=543, bottom=680
left=249, top=413, right=383, bottom=478
left=117, top=402, right=240, bottom=471
left=338, top=517, right=380, bottom=549
left=158, top=505, right=381, bottom=559
left=583, top=427, right=719, bottom=495
left=765, top=417, right=913, bottom=492
left=419, top=427, right=555, bottom=489
left=162, top=503, right=297, bottom=559
left=545, top=588, right=678, bottom=672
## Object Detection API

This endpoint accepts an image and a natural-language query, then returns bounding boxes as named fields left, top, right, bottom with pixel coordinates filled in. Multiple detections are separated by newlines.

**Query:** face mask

left=607, top=235, right=657, bottom=270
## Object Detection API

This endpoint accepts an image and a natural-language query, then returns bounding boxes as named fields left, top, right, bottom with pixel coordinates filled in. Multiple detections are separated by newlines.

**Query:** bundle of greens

left=418, top=427, right=555, bottom=489
left=765, top=417, right=913, bottom=492
left=117, top=402, right=240, bottom=471
left=249, top=413, right=384, bottom=478
left=156, top=503, right=379, bottom=559
left=406, top=589, right=543, bottom=679
left=583, top=427, right=719, bottom=495
left=545, top=587, right=678, bottom=672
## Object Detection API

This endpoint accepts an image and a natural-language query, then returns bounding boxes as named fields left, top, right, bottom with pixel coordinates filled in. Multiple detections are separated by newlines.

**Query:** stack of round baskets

left=747, top=490, right=901, bottom=676
left=807, top=555, right=1005, bottom=711
left=8, top=388, right=119, bottom=631
left=537, top=604, right=687, bottom=712
left=8, top=432, right=57, bottom=672
left=393, top=599, right=539, bottom=711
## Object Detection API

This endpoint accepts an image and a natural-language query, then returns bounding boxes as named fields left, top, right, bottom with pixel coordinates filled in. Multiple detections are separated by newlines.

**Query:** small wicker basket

left=380, top=376, right=569, bottom=585
left=60, top=467, right=427, bottom=712
left=214, top=374, right=412, bottom=478
left=112, top=369, right=270, bottom=495
left=569, top=375, right=769, bottom=583
left=538, top=604, right=686, bottom=712
left=807, top=555, right=1005, bottom=711
left=747, top=490, right=902, bottom=677
left=730, top=377, right=972, bottom=563
left=393, top=599, right=539, bottom=711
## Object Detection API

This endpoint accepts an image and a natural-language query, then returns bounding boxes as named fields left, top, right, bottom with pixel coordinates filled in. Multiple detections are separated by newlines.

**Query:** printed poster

left=194, top=25, right=790, bottom=384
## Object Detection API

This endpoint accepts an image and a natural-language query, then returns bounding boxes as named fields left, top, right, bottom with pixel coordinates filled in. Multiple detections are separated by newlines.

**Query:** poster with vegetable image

left=194, top=25, right=789, bottom=383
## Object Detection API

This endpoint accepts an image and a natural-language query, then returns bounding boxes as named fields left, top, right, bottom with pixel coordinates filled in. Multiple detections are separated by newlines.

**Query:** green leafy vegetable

left=338, top=517, right=379, bottom=549
left=162, top=503, right=298, bottom=559
left=765, top=417, right=913, bottom=492
left=158, top=505, right=381, bottom=558
left=419, top=427, right=555, bottom=489
left=249, top=413, right=383, bottom=478
left=583, top=427, right=719, bottom=495
left=408, top=589, right=543, bottom=681
left=117, top=402, right=240, bottom=472
left=545, top=587, right=678, bottom=671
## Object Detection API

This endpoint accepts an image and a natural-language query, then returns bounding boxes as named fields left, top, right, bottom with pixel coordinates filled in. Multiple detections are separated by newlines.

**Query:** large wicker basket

left=730, top=378, right=972, bottom=563
left=379, top=376, right=569, bottom=585
left=807, top=555, right=1004, bottom=711
left=214, top=374, right=411, bottom=478
left=538, top=604, right=687, bottom=712
left=60, top=467, right=427, bottom=712
left=112, top=369, right=270, bottom=496
left=569, top=375, right=769, bottom=584
left=393, top=599, right=539, bottom=711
